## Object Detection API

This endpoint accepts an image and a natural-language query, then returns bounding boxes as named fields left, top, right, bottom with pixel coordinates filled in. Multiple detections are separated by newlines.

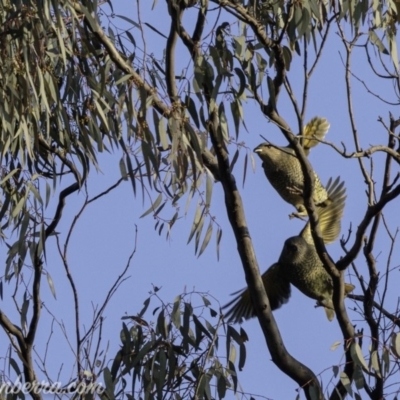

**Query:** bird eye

left=288, top=243, right=298, bottom=252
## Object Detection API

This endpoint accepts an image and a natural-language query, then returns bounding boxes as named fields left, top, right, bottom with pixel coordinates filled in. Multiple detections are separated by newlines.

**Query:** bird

left=254, top=117, right=331, bottom=216
left=222, top=176, right=354, bottom=323
left=278, top=235, right=355, bottom=321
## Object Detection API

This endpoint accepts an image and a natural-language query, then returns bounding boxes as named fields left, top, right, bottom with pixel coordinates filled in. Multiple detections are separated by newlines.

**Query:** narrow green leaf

left=141, top=140, right=158, bottom=186
left=198, top=221, right=213, bottom=257
left=171, top=295, right=181, bottom=329
left=340, top=371, right=353, bottom=396
left=158, top=222, right=164, bottom=236
left=218, top=102, right=229, bottom=142
left=47, top=272, right=57, bottom=299
left=19, top=213, right=30, bottom=248
left=125, top=30, right=137, bottom=48
left=382, top=347, right=390, bottom=375
left=230, top=100, right=241, bottom=140
left=229, top=344, right=236, bottom=364
left=138, top=297, right=151, bottom=318
left=370, top=350, right=381, bottom=377
left=238, top=340, right=246, bottom=371
left=187, top=204, right=204, bottom=244
left=211, top=74, right=222, bottom=102
left=309, top=0, right=321, bottom=21
left=216, top=228, right=222, bottom=261
left=233, top=35, right=245, bottom=60
left=282, top=46, right=292, bottom=71
left=157, top=309, right=168, bottom=339
left=12, top=193, right=28, bottom=219
left=103, top=367, right=115, bottom=397
left=116, top=14, right=141, bottom=28
left=228, top=325, right=244, bottom=345
left=388, top=32, right=399, bottom=70
left=217, top=375, right=227, bottom=399
left=9, top=357, right=22, bottom=377
left=131, top=340, right=155, bottom=368
left=21, top=297, right=30, bottom=331
left=368, top=30, right=389, bottom=54
left=115, top=73, right=134, bottom=86
left=230, top=149, right=239, bottom=172
left=391, top=332, right=400, bottom=358
left=299, top=7, right=311, bottom=37
left=0, top=168, right=19, bottom=185
left=228, top=360, right=238, bottom=392
left=140, top=194, right=163, bottom=218
left=202, top=296, right=211, bottom=307
left=353, top=365, right=365, bottom=390
left=185, top=95, right=200, bottom=129
left=205, top=175, right=213, bottom=207
left=94, top=98, right=110, bottom=131
left=194, top=213, right=205, bottom=254
left=204, top=374, right=212, bottom=400
left=234, top=67, right=246, bottom=98
left=193, top=315, right=213, bottom=341
left=181, top=302, right=191, bottom=353
left=330, top=341, right=341, bottom=351
left=144, top=22, right=167, bottom=38
left=45, top=182, right=51, bottom=208
left=242, top=153, right=248, bottom=187
left=350, top=342, right=369, bottom=371
left=157, top=349, right=167, bottom=398
left=119, top=157, right=128, bottom=180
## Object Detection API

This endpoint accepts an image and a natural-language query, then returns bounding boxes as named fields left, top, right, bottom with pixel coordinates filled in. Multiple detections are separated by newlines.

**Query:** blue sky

left=1, top=1, right=399, bottom=399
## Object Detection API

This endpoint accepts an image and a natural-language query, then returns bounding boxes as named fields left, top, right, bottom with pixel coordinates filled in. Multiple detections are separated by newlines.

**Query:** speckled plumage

left=278, top=236, right=354, bottom=321
left=254, top=117, right=331, bottom=215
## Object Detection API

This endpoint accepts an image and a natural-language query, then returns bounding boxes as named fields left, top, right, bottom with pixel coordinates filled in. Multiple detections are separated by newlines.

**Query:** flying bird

left=223, top=176, right=354, bottom=323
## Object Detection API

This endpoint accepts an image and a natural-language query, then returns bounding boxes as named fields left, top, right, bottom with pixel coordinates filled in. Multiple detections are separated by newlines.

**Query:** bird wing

left=222, top=263, right=291, bottom=324
left=300, top=176, right=346, bottom=245
left=301, top=117, right=330, bottom=154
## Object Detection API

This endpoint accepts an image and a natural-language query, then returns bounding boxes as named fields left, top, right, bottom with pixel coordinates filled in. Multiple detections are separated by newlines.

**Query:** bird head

left=254, top=142, right=295, bottom=162
left=279, top=236, right=310, bottom=265
left=254, top=142, right=273, bottom=153
left=254, top=142, right=281, bottom=163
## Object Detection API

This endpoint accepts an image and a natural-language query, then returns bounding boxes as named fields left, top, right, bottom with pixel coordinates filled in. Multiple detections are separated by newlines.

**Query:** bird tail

left=302, top=117, right=330, bottom=152
left=323, top=305, right=335, bottom=321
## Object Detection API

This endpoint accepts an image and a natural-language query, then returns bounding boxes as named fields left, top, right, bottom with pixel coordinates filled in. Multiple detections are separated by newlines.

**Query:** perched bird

left=223, top=177, right=354, bottom=323
left=254, top=117, right=330, bottom=216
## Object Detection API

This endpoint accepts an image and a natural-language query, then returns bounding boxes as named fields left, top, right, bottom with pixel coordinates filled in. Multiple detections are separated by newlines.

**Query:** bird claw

left=289, top=212, right=308, bottom=221
left=315, top=299, right=334, bottom=310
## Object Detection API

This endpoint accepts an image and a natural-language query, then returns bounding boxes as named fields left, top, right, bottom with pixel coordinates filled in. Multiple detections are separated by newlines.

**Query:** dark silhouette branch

left=311, top=138, right=400, bottom=165
left=348, top=294, right=400, bottom=328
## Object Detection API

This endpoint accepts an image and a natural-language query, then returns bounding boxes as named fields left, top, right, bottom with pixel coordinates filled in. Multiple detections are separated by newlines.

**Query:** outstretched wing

left=300, top=176, right=346, bottom=245
left=222, top=263, right=291, bottom=324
